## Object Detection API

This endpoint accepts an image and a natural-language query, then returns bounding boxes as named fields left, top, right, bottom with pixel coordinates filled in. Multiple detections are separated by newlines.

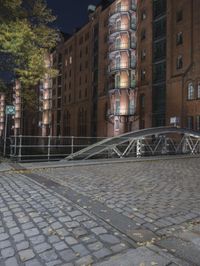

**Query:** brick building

left=51, top=0, right=138, bottom=137
left=137, top=0, right=200, bottom=130
left=12, top=0, right=200, bottom=138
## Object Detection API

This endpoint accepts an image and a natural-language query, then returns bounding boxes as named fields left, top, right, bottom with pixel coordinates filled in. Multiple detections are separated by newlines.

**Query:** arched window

left=187, top=82, right=195, bottom=100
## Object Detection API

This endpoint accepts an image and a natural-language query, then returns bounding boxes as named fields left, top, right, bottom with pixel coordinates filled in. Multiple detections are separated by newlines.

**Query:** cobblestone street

left=0, top=157, right=200, bottom=265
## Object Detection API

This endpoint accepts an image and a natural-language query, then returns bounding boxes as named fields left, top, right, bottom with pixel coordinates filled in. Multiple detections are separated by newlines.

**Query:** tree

left=0, top=0, right=58, bottom=88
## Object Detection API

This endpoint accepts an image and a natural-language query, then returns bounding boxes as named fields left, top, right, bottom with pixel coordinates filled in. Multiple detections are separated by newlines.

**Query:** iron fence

left=8, top=135, right=107, bottom=162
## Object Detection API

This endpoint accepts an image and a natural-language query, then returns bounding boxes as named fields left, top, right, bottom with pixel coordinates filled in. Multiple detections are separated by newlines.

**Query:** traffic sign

left=6, top=105, right=15, bottom=115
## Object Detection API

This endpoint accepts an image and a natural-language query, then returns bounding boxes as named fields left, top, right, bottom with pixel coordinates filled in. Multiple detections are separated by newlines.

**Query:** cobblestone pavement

left=35, top=158, right=200, bottom=233
left=0, top=172, right=130, bottom=266
left=0, top=157, right=200, bottom=265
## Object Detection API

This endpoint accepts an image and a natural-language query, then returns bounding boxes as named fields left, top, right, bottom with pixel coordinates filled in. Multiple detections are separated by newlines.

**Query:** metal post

left=3, top=114, right=8, bottom=157
left=71, top=136, right=74, bottom=155
left=19, top=135, right=22, bottom=161
left=136, top=139, right=143, bottom=158
left=14, top=134, right=17, bottom=156
left=47, top=135, right=51, bottom=161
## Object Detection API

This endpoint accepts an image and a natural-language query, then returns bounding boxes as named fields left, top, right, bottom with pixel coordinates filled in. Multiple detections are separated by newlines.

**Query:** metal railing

left=109, top=61, right=136, bottom=72
left=109, top=23, right=136, bottom=35
left=109, top=3, right=137, bottom=17
left=108, top=81, right=136, bottom=90
left=8, top=135, right=107, bottom=162
left=109, top=42, right=136, bottom=52
left=66, top=127, right=200, bottom=161
left=107, top=108, right=136, bottom=116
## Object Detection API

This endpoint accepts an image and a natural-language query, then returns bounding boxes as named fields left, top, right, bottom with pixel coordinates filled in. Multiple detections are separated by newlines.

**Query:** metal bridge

left=65, top=127, right=200, bottom=161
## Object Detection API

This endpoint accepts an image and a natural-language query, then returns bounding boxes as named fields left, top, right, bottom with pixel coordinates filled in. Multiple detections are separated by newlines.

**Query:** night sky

left=46, top=0, right=101, bottom=34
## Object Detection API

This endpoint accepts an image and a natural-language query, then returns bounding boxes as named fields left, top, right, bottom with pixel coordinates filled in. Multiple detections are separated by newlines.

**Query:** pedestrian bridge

left=65, top=127, right=200, bottom=161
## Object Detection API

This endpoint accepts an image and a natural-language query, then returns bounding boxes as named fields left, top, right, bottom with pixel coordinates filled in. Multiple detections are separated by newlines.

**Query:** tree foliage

left=0, top=0, right=58, bottom=88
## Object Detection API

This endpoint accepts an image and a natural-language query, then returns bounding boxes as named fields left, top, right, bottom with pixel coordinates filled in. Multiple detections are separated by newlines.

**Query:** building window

left=153, top=0, right=166, bottom=18
left=115, top=99, right=120, bottom=115
left=115, top=74, right=120, bottom=88
left=176, top=10, right=183, bottom=22
left=187, top=116, right=193, bottom=130
left=197, top=116, right=200, bottom=131
left=141, top=69, right=146, bottom=81
left=116, top=56, right=121, bottom=68
left=153, top=39, right=166, bottom=60
left=129, top=99, right=135, bottom=114
left=198, top=82, right=200, bottom=99
left=154, top=18, right=166, bottom=39
left=140, top=94, right=145, bottom=112
left=69, top=56, right=72, bottom=64
left=115, top=120, right=119, bottom=131
left=176, top=32, right=183, bottom=45
left=153, top=62, right=166, bottom=82
left=141, top=10, right=147, bottom=20
left=176, top=55, right=183, bottom=69
left=141, top=49, right=146, bottom=61
left=115, top=37, right=121, bottom=49
left=141, top=29, right=146, bottom=40
left=187, top=82, right=195, bottom=100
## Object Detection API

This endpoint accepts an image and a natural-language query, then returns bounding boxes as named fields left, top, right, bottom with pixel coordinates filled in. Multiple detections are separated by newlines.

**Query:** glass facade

left=152, top=0, right=167, bottom=127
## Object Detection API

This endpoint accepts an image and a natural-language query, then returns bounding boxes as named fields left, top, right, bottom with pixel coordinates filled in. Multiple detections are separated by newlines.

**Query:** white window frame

left=187, top=82, right=195, bottom=100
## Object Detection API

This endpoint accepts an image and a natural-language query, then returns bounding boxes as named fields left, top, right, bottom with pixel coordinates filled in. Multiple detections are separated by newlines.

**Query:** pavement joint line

left=10, top=167, right=140, bottom=250
left=23, top=172, right=139, bottom=248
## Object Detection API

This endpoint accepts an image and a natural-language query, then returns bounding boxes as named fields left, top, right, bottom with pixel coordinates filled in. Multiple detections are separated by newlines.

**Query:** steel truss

left=66, top=127, right=200, bottom=161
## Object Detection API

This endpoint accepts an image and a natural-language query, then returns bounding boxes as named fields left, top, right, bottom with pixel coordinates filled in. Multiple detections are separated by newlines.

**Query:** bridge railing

left=9, top=135, right=107, bottom=162
left=5, top=128, right=200, bottom=162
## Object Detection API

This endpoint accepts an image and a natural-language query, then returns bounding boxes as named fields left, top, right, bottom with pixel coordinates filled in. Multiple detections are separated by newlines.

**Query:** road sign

left=6, top=105, right=15, bottom=115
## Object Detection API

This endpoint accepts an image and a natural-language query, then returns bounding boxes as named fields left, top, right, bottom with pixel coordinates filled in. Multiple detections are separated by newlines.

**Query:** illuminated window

left=115, top=99, right=120, bottom=115
left=187, top=82, right=195, bottom=100
left=115, top=37, right=121, bottom=49
left=115, top=74, right=120, bottom=88
left=69, top=56, right=72, bottom=64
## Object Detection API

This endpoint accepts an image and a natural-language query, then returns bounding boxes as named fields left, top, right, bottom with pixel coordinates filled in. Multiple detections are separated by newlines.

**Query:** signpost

left=3, top=105, right=15, bottom=156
